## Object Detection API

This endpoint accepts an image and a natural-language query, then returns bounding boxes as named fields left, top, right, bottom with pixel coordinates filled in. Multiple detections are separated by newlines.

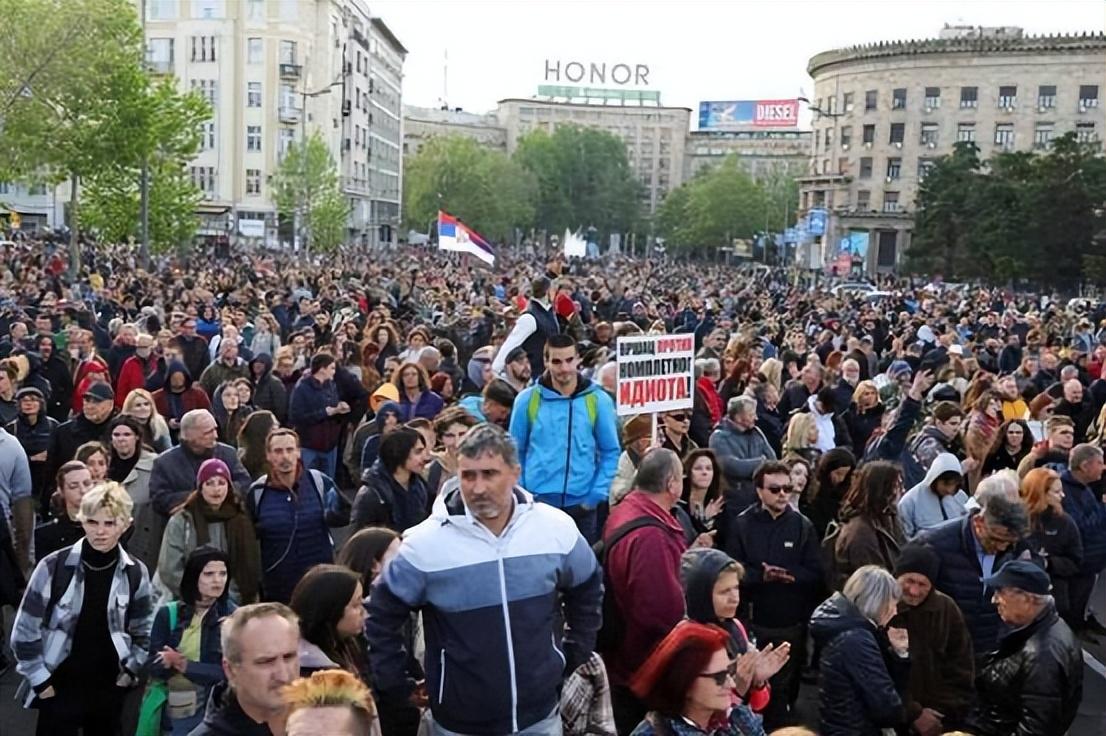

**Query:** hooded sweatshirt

left=897, top=452, right=969, bottom=540
left=248, top=353, right=287, bottom=423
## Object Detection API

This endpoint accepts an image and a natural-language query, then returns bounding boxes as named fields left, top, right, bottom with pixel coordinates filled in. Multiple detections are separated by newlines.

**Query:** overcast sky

left=373, top=0, right=1103, bottom=128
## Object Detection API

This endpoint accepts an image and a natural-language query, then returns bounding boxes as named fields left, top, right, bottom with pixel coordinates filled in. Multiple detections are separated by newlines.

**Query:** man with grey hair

left=600, top=447, right=689, bottom=733
left=920, top=482, right=1033, bottom=658
left=366, top=423, right=602, bottom=736
left=1059, top=443, right=1106, bottom=638
left=149, top=409, right=251, bottom=516
left=1053, top=377, right=1093, bottom=440
left=965, top=560, right=1083, bottom=736
left=709, top=395, right=776, bottom=511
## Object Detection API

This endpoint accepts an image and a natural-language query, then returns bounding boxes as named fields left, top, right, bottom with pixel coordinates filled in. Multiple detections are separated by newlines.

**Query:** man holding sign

left=509, top=334, right=620, bottom=543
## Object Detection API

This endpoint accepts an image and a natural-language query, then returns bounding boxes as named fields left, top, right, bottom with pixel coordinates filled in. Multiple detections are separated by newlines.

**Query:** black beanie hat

left=893, top=543, right=940, bottom=583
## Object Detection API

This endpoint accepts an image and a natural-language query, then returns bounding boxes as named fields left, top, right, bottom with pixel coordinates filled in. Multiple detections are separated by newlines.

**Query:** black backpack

left=593, top=516, right=668, bottom=654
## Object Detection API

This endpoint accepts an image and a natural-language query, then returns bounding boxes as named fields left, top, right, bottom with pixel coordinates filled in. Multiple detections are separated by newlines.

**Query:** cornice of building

left=808, top=31, right=1106, bottom=77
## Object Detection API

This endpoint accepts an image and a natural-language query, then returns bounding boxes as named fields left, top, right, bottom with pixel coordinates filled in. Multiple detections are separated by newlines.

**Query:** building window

left=1038, top=85, right=1056, bottom=110
left=859, top=157, right=873, bottom=179
left=960, top=86, right=978, bottom=109
left=918, top=159, right=936, bottom=179
left=886, top=158, right=902, bottom=180
left=892, top=88, right=907, bottom=110
left=920, top=122, right=938, bottom=146
left=1033, top=123, right=1054, bottom=149
left=278, top=128, right=295, bottom=159
left=862, top=124, right=875, bottom=144
left=1079, top=85, right=1100, bottom=108
left=246, top=125, right=261, bottom=152
left=924, top=87, right=940, bottom=109
left=889, top=123, right=904, bottom=145
left=1077, top=122, right=1098, bottom=143
left=856, top=190, right=870, bottom=210
left=840, top=126, right=852, bottom=147
left=145, top=38, right=174, bottom=73
left=865, top=90, right=878, bottom=111
left=199, top=121, right=215, bottom=151
left=843, top=92, right=854, bottom=113
left=28, top=183, right=47, bottom=196
left=247, top=82, right=261, bottom=108
left=246, top=169, right=261, bottom=195
left=147, top=0, right=176, bottom=20
left=824, top=128, right=833, bottom=147
left=190, top=36, right=216, bottom=62
left=837, top=157, right=849, bottom=175
left=247, top=0, right=264, bottom=20
left=280, top=40, right=297, bottom=65
left=190, top=166, right=215, bottom=195
left=191, top=0, right=224, bottom=19
left=247, top=38, right=262, bottom=64
left=191, top=79, right=217, bottom=106
left=957, top=123, right=976, bottom=142
left=998, top=85, right=1017, bottom=109
left=883, top=191, right=900, bottom=213
left=994, top=123, right=1015, bottom=149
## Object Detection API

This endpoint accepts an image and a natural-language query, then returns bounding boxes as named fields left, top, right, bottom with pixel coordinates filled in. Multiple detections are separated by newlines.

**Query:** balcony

left=279, top=63, right=302, bottom=79
left=279, top=105, right=302, bottom=123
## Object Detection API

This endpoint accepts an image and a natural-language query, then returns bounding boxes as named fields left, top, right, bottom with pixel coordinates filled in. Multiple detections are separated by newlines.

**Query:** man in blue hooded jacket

left=509, top=334, right=620, bottom=543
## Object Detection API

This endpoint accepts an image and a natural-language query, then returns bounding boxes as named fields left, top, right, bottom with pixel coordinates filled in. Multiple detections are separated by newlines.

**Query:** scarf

left=189, top=496, right=261, bottom=604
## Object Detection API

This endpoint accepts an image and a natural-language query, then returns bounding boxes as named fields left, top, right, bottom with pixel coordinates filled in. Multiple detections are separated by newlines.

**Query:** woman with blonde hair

left=845, top=379, right=884, bottom=452
left=783, top=412, right=821, bottom=467
left=1020, top=467, right=1082, bottom=626
left=122, top=387, right=172, bottom=453
left=250, top=312, right=282, bottom=358
left=759, top=358, right=783, bottom=391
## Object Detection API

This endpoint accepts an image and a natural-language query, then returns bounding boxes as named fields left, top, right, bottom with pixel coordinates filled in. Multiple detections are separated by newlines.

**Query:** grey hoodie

left=897, top=452, right=969, bottom=539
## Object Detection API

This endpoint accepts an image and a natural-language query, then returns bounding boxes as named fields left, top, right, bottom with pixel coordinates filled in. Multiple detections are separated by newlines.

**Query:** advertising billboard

left=698, top=99, right=799, bottom=130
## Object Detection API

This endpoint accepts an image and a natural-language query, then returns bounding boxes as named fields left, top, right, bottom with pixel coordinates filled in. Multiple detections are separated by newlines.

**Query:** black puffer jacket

left=965, top=603, right=1083, bottom=736
left=350, top=459, right=429, bottom=534
left=810, top=592, right=910, bottom=736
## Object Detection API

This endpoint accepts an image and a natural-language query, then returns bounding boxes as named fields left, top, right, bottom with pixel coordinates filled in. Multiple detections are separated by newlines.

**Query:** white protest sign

left=615, top=334, right=695, bottom=417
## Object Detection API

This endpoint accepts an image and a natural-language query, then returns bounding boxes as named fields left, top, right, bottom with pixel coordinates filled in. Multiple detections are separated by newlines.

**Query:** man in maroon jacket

left=600, top=447, right=689, bottom=734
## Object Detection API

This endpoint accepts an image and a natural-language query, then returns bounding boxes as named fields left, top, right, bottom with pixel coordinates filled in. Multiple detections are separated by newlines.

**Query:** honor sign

left=544, top=59, right=651, bottom=87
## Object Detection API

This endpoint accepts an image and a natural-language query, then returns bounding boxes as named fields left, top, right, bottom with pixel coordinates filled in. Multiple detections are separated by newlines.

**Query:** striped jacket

left=10, top=539, right=155, bottom=706
left=366, top=486, right=603, bottom=736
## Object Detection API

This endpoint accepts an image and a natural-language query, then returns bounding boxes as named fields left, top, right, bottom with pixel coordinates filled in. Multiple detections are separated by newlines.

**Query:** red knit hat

left=197, top=458, right=232, bottom=489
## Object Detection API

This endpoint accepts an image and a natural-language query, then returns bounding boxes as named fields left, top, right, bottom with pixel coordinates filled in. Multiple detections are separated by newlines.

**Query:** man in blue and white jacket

left=508, top=334, right=620, bottom=543
left=366, top=423, right=603, bottom=736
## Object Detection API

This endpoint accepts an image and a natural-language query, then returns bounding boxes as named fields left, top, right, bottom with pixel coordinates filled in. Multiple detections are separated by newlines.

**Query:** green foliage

left=908, top=134, right=1106, bottom=286
left=271, top=132, right=349, bottom=254
left=514, top=125, right=641, bottom=235
left=403, top=135, right=537, bottom=241
left=654, top=155, right=770, bottom=254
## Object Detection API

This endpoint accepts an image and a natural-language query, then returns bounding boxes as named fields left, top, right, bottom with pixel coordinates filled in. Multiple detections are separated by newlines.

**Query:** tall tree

left=81, top=80, right=210, bottom=254
left=654, top=155, right=768, bottom=255
left=271, top=132, right=349, bottom=254
left=0, top=0, right=152, bottom=274
left=514, top=125, right=642, bottom=236
left=403, top=135, right=537, bottom=241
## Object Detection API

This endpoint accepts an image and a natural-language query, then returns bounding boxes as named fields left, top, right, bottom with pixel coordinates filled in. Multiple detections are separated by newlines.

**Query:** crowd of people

left=0, top=235, right=1102, bottom=736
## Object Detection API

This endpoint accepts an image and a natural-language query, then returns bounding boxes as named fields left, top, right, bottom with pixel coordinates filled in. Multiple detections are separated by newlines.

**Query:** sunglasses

left=667, top=413, right=690, bottom=422
left=698, top=662, right=737, bottom=686
left=763, top=484, right=793, bottom=495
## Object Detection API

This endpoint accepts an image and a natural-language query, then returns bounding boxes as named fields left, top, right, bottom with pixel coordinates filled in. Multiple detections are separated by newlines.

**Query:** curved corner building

left=798, top=26, right=1106, bottom=274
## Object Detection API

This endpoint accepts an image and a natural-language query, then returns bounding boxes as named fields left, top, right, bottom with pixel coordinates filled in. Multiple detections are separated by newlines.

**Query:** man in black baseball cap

left=501, top=346, right=532, bottom=393
left=965, top=559, right=1083, bottom=736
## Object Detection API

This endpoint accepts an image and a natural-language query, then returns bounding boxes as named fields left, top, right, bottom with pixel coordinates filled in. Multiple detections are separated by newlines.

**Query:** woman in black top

left=982, top=418, right=1034, bottom=475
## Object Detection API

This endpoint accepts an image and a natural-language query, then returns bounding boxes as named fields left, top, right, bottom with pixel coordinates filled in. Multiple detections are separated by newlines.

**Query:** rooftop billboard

left=698, top=99, right=799, bottom=130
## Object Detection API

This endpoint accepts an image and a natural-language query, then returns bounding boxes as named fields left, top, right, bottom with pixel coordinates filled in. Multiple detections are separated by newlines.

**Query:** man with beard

left=34, top=333, right=72, bottom=421
left=500, top=346, right=532, bottom=392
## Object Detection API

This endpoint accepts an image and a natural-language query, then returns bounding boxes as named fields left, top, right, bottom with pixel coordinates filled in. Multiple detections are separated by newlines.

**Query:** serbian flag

left=438, top=211, right=495, bottom=265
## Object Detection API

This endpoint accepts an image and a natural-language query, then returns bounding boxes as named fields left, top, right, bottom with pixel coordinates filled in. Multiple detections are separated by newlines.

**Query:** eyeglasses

left=667, top=413, right=690, bottom=422
left=698, top=662, right=737, bottom=686
left=763, top=484, right=793, bottom=495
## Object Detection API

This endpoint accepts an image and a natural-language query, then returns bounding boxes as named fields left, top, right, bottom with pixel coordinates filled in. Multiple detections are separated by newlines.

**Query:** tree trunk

left=68, top=172, right=80, bottom=279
